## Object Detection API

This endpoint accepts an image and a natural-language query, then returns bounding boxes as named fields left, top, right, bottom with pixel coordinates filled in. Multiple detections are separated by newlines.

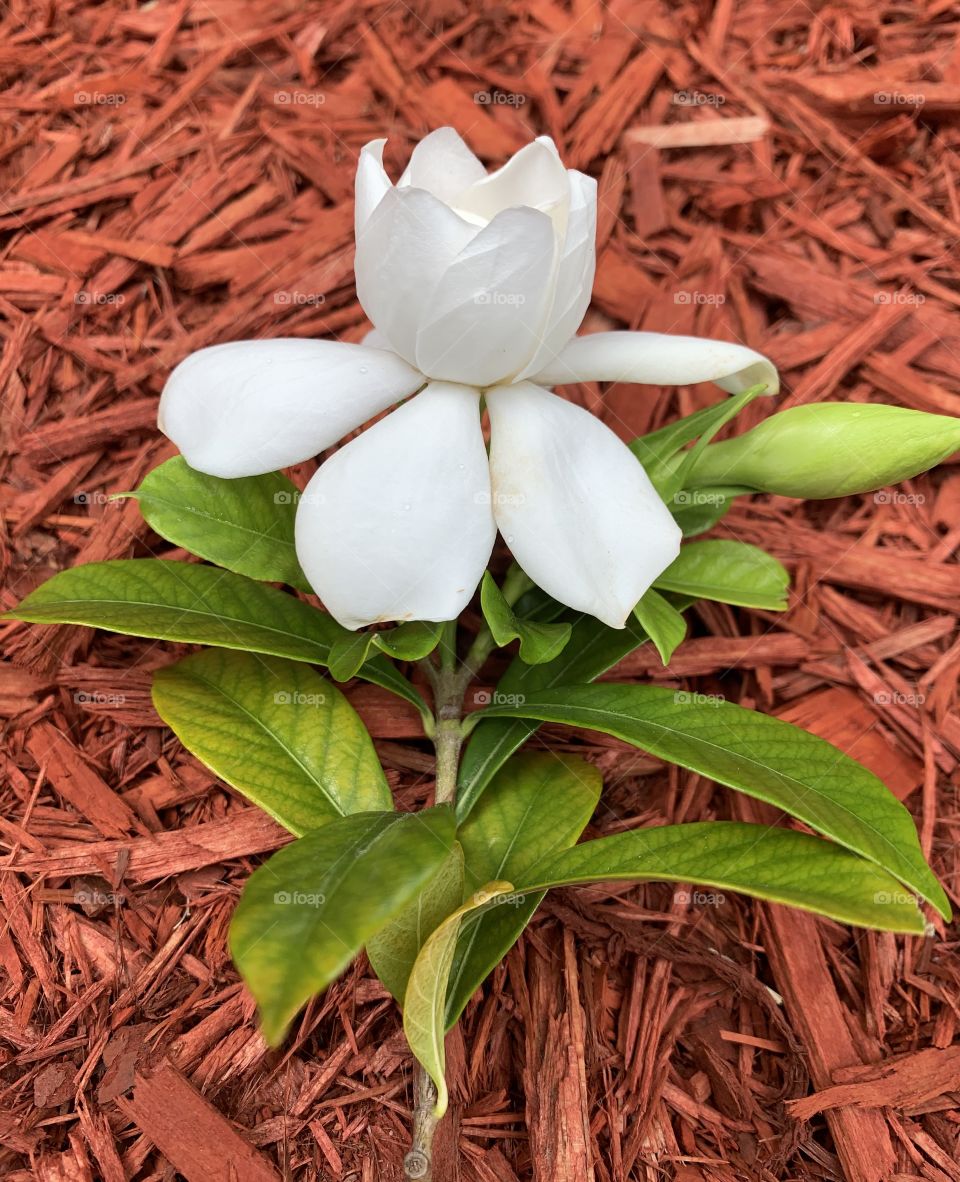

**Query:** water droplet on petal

left=506, top=534, right=514, bottom=544
left=359, top=365, right=369, bottom=375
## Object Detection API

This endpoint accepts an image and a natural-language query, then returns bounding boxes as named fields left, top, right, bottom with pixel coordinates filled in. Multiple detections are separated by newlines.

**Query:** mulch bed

left=2, top=2, right=959, bottom=1180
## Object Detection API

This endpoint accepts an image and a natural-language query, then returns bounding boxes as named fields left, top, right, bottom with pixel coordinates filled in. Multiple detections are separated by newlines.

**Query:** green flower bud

left=687, top=403, right=960, bottom=499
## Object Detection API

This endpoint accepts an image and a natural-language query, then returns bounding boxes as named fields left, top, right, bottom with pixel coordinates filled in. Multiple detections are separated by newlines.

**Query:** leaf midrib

left=504, top=696, right=912, bottom=877
left=19, top=597, right=330, bottom=653
left=139, top=492, right=296, bottom=548
left=173, top=667, right=352, bottom=821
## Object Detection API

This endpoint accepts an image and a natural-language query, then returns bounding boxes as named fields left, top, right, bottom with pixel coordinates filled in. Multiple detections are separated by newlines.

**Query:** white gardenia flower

left=159, top=128, right=778, bottom=631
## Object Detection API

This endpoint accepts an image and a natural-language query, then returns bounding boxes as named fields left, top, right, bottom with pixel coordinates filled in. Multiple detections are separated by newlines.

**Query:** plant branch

left=404, top=1067, right=439, bottom=1180
left=406, top=624, right=473, bottom=1173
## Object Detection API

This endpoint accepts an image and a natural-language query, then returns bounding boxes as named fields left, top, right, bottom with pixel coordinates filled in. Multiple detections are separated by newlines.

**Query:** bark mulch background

left=1, top=2, right=960, bottom=1180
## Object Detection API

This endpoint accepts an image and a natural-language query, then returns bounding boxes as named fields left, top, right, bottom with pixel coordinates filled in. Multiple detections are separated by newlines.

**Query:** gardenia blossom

left=159, top=128, right=778, bottom=630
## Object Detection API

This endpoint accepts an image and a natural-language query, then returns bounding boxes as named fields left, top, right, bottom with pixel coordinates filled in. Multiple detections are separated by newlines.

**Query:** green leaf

left=631, top=401, right=729, bottom=467
left=230, top=807, right=456, bottom=1045
left=480, top=572, right=572, bottom=665
left=477, top=684, right=950, bottom=919
left=328, top=621, right=443, bottom=683
left=670, top=487, right=746, bottom=537
left=445, top=752, right=601, bottom=1027
left=631, top=385, right=766, bottom=499
left=633, top=587, right=686, bottom=666
left=4, top=559, right=348, bottom=660
left=125, top=457, right=310, bottom=591
left=4, top=559, right=430, bottom=723
left=376, top=620, right=443, bottom=661
left=518, top=822, right=927, bottom=933
left=655, top=539, right=789, bottom=611
left=356, top=655, right=433, bottom=727
left=457, top=614, right=650, bottom=821
left=152, top=649, right=391, bottom=835
left=367, top=843, right=465, bottom=1003
left=327, top=633, right=373, bottom=683
left=403, top=881, right=514, bottom=1117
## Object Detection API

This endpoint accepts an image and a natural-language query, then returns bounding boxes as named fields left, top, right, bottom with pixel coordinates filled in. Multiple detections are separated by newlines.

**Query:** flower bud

left=687, top=403, right=960, bottom=498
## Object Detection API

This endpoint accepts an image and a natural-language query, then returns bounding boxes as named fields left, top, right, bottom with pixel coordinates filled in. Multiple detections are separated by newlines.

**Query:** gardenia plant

left=9, top=128, right=959, bottom=1180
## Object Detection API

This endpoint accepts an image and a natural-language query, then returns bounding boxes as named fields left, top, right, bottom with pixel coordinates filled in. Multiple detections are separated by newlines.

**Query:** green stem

left=460, top=562, right=533, bottom=682
left=431, top=660, right=468, bottom=808
left=407, top=632, right=472, bottom=1175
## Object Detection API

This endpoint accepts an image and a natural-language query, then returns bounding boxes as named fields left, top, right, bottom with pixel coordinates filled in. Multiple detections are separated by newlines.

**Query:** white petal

left=516, top=170, right=597, bottom=380
left=158, top=339, right=423, bottom=479
left=295, top=383, right=495, bottom=630
left=453, top=137, right=568, bottom=227
left=397, top=127, right=487, bottom=202
left=354, top=186, right=478, bottom=367
left=414, top=206, right=557, bottom=386
left=361, top=327, right=391, bottom=349
left=531, top=331, right=780, bottom=395
left=486, top=383, right=681, bottom=628
left=355, top=138, right=391, bottom=233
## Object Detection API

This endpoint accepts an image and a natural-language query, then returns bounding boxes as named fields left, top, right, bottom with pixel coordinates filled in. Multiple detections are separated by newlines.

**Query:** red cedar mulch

left=1, top=2, right=959, bottom=1180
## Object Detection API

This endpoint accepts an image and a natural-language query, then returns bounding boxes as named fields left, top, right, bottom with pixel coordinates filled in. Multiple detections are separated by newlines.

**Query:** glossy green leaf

left=4, top=559, right=347, bottom=660
left=357, top=655, right=433, bottom=727
left=327, top=633, right=373, bottom=683
left=445, top=752, right=601, bottom=1027
left=4, top=559, right=429, bottom=722
left=476, top=684, right=949, bottom=919
left=480, top=572, right=572, bottom=665
left=367, top=843, right=465, bottom=1003
left=152, top=649, right=390, bottom=835
left=633, top=587, right=686, bottom=666
left=631, top=385, right=766, bottom=499
left=456, top=615, right=649, bottom=821
left=655, top=539, right=789, bottom=611
left=328, top=621, right=443, bottom=683
left=125, top=457, right=309, bottom=590
left=230, top=807, right=456, bottom=1045
left=519, top=822, right=927, bottom=933
left=403, top=881, right=513, bottom=1117
left=670, top=486, right=746, bottom=537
